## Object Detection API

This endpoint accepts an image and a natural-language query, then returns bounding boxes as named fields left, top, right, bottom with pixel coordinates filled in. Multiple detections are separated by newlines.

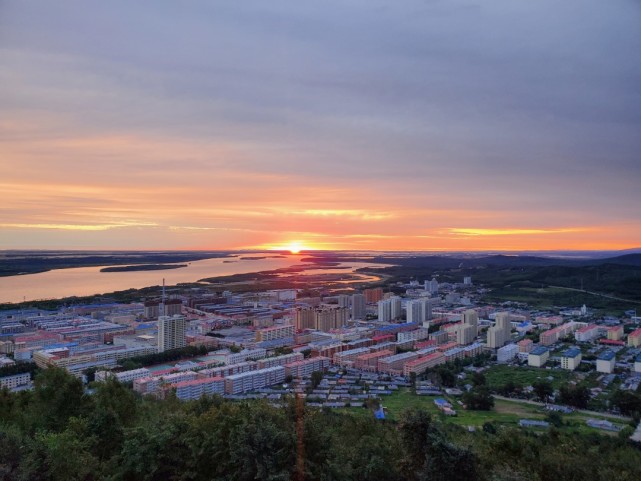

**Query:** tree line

left=0, top=367, right=640, bottom=480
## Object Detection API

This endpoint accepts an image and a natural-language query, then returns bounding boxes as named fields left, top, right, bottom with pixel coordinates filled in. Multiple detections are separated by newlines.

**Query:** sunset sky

left=1, top=1, right=640, bottom=252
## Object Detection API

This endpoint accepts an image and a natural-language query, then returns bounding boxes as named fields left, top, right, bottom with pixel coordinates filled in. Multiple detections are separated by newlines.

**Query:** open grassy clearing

left=339, top=389, right=627, bottom=435
left=483, top=364, right=574, bottom=390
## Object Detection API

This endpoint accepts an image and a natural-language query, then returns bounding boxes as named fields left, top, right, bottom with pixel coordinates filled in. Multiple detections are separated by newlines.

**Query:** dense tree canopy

left=0, top=368, right=640, bottom=480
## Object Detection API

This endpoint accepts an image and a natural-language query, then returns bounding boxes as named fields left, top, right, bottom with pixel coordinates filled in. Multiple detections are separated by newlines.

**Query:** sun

left=285, top=241, right=304, bottom=254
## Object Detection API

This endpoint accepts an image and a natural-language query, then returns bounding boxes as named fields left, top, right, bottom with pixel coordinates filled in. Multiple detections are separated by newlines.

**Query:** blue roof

left=636, top=353, right=641, bottom=362
left=562, top=347, right=581, bottom=358
left=434, top=398, right=449, bottom=406
left=598, top=351, right=616, bottom=361
left=530, top=346, right=549, bottom=355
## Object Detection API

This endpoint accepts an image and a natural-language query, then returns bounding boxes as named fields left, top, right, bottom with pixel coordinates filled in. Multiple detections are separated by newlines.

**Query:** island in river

left=100, top=264, right=188, bottom=273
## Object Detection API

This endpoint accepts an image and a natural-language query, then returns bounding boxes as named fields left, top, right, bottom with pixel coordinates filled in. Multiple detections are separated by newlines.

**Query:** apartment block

left=560, top=347, right=582, bottom=370
left=224, top=366, right=286, bottom=395
left=172, top=376, right=225, bottom=400
left=377, top=351, right=420, bottom=374
left=497, top=343, right=518, bottom=363
left=285, top=357, right=330, bottom=378
left=403, top=351, right=446, bottom=376
left=96, top=367, right=151, bottom=383
left=628, top=328, right=641, bottom=348
left=0, top=372, right=31, bottom=390
left=528, top=346, right=550, bottom=367
left=596, top=351, right=615, bottom=374
left=255, top=324, right=295, bottom=342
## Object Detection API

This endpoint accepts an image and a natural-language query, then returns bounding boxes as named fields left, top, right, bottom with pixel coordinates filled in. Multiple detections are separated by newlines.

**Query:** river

left=0, top=254, right=384, bottom=303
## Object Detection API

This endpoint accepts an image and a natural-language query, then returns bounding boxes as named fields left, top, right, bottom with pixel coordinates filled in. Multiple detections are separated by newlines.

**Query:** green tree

left=531, top=380, right=553, bottom=403
left=463, top=386, right=494, bottom=411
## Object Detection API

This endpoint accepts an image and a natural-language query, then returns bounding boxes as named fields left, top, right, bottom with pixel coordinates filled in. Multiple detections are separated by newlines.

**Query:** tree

left=310, top=370, right=324, bottom=390
left=532, top=380, right=553, bottom=402
left=463, top=386, right=494, bottom=411
left=611, top=389, right=641, bottom=416
left=558, top=383, right=591, bottom=409
left=29, top=367, right=89, bottom=432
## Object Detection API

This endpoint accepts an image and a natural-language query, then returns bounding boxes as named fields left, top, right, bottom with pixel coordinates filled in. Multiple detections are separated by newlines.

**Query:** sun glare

left=285, top=241, right=304, bottom=254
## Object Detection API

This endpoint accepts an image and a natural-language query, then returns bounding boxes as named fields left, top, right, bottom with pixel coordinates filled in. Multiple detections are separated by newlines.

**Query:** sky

left=1, top=0, right=640, bottom=252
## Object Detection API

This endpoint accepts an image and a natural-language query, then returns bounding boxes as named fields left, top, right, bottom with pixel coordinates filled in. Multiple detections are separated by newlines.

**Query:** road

left=492, top=395, right=632, bottom=422
left=548, top=285, right=641, bottom=305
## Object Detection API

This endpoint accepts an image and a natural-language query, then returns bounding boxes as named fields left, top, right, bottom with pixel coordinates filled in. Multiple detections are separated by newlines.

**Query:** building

left=560, top=347, right=582, bottom=370
left=456, top=324, right=476, bottom=346
left=390, top=297, right=402, bottom=320
left=628, top=328, right=641, bottom=348
left=295, top=307, right=315, bottom=330
left=607, top=325, right=624, bottom=341
left=0, top=372, right=31, bottom=390
left=172, top=376, right=225, bottom=400
left=461, top=309, right=479, bottom=333
left=575, top=324, right=601, bottom=342
left=224, top=366, right=286, bottom=395
left=354, top=350, right=394, bottom=371
left=497, top=344, right=518, bottom=363
left=157, top=315, right=186, bottom=353
left=96, top=367, right=151, bottom=383
left=284, top=357, right=330, bottom=378
left=314, top=306, right=349, bottom=332
left=635, top=354, right=641, bottom=373
left=351, top=294, right=366, bottom=320
left=518, top=339, right=534, bottom=353
left=337, top=295, right=350, bottom=308
left=487, top=312, right=511, bottom=348
left=403, top=351, right=446, bottom=376
left=406, top=300, right=423, bottom=323
left=363, top=287, right=384, bottom=304
left=377, top=299, right=392, bottom=322
left=255, top=324, right=295, bottom=342
left=425, top=278, right=439, bottom=294
left=257, top=352, right=304, bottom=369
left=398, top=327, right=430, bottom=343
left=596, top=351, right=616, bottom=374
left=539, top=322, right=579, bottom=346
left=377, top=351, right=420, bottom=374
left=528, top=346, right=550, bottom=367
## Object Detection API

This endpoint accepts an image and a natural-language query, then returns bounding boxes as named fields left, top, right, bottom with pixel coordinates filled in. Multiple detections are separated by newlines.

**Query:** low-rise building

left=403, top=351, right=446, bottom=376
left=172, top=376, right=225, bottom=400
left=575, top=324, right=601, bottom=342
left=634, top=353, right=641, bottom=374
left=0, top=372, right=31, bottom=390
left=596, top=350, right=616, bottom=374
left=606, top=325, right=624, bottom=341
left=528, top=346, right=550, bottom=367
left=518, top=339, right=534, bottom=353
left=560, top=347, right=582, bottom=370
left=628, top=328, right=641, bottom=348
left=285, top=357, right=330, bottom=378
left=96, top=367, right=151, bottom=383
left=224, top=366, right=286, bottom=395
left=497, top=343, right=519, bottom=363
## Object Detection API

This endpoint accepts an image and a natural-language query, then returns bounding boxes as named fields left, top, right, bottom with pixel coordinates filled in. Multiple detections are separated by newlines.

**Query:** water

left=0, top=255, right=385, bottom=303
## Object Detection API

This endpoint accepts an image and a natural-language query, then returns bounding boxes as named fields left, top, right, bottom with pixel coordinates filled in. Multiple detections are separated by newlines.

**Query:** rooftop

left=562, top=347, right=582, bottom=358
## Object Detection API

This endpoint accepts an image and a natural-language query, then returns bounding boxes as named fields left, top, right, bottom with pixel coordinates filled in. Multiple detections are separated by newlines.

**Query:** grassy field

left=341, top=389, right=627, bottom=436
left=483, top=364, right=574, bottom=390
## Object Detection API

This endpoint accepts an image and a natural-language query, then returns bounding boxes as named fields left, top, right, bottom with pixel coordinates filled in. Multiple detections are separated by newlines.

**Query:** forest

left=1, top=368, right=640, bottom=481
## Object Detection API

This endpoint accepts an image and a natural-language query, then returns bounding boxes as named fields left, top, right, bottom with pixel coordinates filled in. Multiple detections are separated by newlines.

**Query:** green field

left=483, top=364, right=573, bottom=390
left=341, top=389, right=627, bottom=435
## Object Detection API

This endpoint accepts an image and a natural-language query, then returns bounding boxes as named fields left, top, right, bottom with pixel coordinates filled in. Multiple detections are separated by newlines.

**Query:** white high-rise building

left=390, top=296, right=402, bottom=320
left=406, top=300, right=423, bottom=323
left=351, top=294, right=366, bottom=320
left=337, top=295, right=350, bottom=308
left=377, top=300, right=392, bottom=322
left=425, top=278, right=439, bottom=294
left=158, top=315, right=186, bottom=353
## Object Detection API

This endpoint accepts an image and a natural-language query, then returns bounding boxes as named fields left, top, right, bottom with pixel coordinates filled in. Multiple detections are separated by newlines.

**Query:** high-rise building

left=390, top=296, right=402, bottom=320
left=157, top=315, right=186, bottom=353
left=295, top=307, right=315, bottom=330
left=351, top=294, right=366, bottom=320
left=314, top=306, right=349, bottom=332
left=377, top=300, right=392, bottom=322
left=364, top=287, right=384, bottom=304
left=425, top=278, right=439, bottom=294
left=487, top=312, right=511, bottom=349
left=461, top=309, right=479, bottom=334
left=406, top=300, right=423, bottom=323
left=456, top=324, right=476, bottom=345
left=337, top=295, right=350, bottom=308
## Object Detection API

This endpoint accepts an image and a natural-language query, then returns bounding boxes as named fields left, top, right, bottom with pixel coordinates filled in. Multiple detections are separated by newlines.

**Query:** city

left=2, top=0, right=640, bottom=479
